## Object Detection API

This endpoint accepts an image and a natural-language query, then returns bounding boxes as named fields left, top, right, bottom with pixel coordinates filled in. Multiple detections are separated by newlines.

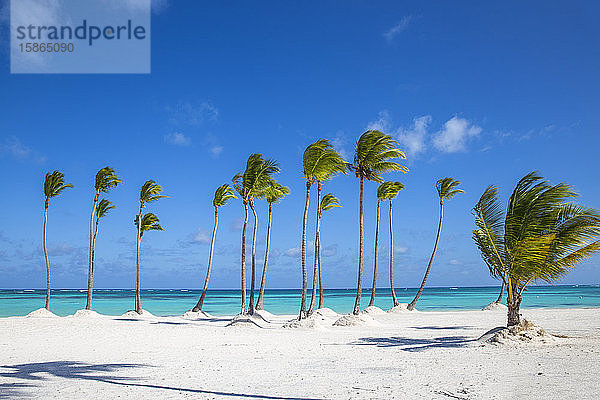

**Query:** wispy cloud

left=210, top=146, right=224, bottom=157
left=384, top=16, right=413, bottom=42
left=0, top=136, right=46, bottom=163
left=164, top=132, right=191, bottom=146
left=397, top=115, right=431, bottom=158
left=191, top=227, right=210, bottom=244
left=432, top=116, right=482, bottom=153
left=166, top=101, right=218, bottom=126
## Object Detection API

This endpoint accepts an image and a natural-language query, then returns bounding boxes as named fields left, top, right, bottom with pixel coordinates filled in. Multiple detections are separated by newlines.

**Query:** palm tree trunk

left=240, top=202, right=249, bottom=314
left=299, top=180, right=310, bottom=319
left=408, top=200, right=444, bottom=310
left=507, top=283, right=521, bottom=326
left=495, top=281, right=505, bottom=304
left=256, top=203, right=272, bottom=311
left=249, top=201, right=258, bottom=315
left=193, top=207, right=219, bottom=312
left=89, top=216, right=100, bottom=309
left=135, top=204, right=143, bottom=314
left=369, top=200, right=381, bottom=307
left=308, top=181, right=322, bottom=315
left=389, top=200, right=399, bottom=307
left=353, top=176, right=364, bottom=315
left=86, top=191, right=99, bottom=310
left=317, top=232, right=323, bottom=309
left=43, top=198, right=50, bottom=310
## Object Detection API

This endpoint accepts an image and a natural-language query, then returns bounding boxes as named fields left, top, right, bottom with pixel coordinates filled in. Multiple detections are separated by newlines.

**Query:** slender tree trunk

left=299, top=180, right=310, bottom=319
left=89, top=216, right=100, bottom=308
left=240, top=202, right=249, bottom=314
left=389, top=200, right=399, bottom=307
left=369, top=200, right=381, bottom=307
left=43, top=198, right=50, bottom=310
left=193, top=207, right=219, bottom=312
left=353, top=176, right=364, bottom=315
left=308, top=182, right=322, bottom=315
left=317, top=231, right=323, bottom=309
left=135, top=203, right=143, bottom=314
left=507, top=284, right=522, bottom=326
left=86, top=191, right=99, bottom=310
left=408, top=200, right=444, bottom=310
left=256, top=203, right=273, bottom=311
left=249, top=201, right=258, bottom=315
left=495, top=281, right=505, bottom=304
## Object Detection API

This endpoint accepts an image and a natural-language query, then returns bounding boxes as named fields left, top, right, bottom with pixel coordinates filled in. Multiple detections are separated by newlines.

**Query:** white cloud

left=164, top=132, right=191, bottom=146
left=397, top=115, right=431, bottom=158
left=210, top=146, right=223, bottom=157
left=367, top=110, right=392, bottom=132
left=1, top=136, right=46, bottom=163
left=329, top=131, right=351, bottom=160
left=432, top=116, right=482, bottom=153
left=167, top=101, right=218, bottom=126
left=191, top=228, right=210, bottom=244
left=384, top=16, right=413, bottom=42
left=394, top=246, right=408, bottom=254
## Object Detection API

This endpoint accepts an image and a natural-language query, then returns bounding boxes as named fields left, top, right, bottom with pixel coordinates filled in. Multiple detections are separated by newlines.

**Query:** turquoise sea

left=0, top=285, right=598, bottom=317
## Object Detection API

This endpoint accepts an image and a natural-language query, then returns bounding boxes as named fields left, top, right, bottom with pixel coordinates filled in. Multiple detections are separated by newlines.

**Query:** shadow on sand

left=0, top=361, right=323, bottom=399
left=350, top=335, right=475, bottom=352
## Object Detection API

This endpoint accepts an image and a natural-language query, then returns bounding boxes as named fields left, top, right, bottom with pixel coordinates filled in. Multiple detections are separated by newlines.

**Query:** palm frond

left=353, top=130, right=408, bottom=182
left=303, top=139, right=349, bottom=182
left=436, top=177, right=464, bottom=201
left=95, top=166, right=123, bottom=193
left=320, top=193, right=341, bottom=212
left=263, top=182, right=290, bottom=205
left=96, top=199, right=115, bottom=218
left=140, top=180, right=168, bottom=204
left=472, top=186, right=505, bottom=279
left=213, top=184, right=237, bottom=208
left=44, top=170, right=74, bottom=198
left=377, top=181, right=405, bottom=201
left=134, top=213, right=165, bottom=236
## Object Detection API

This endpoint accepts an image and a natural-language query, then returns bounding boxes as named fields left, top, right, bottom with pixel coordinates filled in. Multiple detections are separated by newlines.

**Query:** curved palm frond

left=44, top=171, right=74, bottom=198
left=140, top=180, right=168, bottom=204
left=436, top=177, right=465, bottom=201
left=95, top=166, right=123, bottom=193
left=134, top=213, right=165, bottom=236
left=236, top=154, right=280, bottom=202
left=377, top=181, right=405, bottom=201
left=96, top=199, right=115, bottom=219
left=263, top=182, right=290, bottom=205
left=472, top=186, right=505, bottom=279
left=213, top=184, right=237, bottom=208
left=319, top=193, right=341, bottom=212
left=353, top=130, right=408, bottom=183
left=303, top=139, right=349, bottom=183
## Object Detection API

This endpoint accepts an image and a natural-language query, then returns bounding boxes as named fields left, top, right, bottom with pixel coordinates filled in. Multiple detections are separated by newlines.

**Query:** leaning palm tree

left=89, top=199, right=116, bottom=305
left=351, top=131, right=407, bottom=315
left=316, top=193, right=341, bottom=309
left=408, top=178, right=464, bottom=310
left=369, top=181, right=404, bottom=307
left=135, top=180, right=168, bottom=314
left=473, top=172, right=600, bottom=326
left=300, top=139, right=348, bottom=319
left=133, top=212, right=164, bottom=312
left=233, top=154, right=280, bottom=315
left=255, top=182, right=290, bottom=311
left=86, top=167, right=122, bottom=310
left=192, top=184, right=237, bottom=312
left=42, top=171, right=73, bottom=310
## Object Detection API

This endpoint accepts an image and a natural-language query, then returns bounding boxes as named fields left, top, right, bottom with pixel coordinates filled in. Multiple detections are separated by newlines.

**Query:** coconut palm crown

left=352, top=131, right=408, bottom=182
left=213, top=184, right=237, bottom=208
left=320, top=193, right=341, bottom=212
left=473, top=172, right=600, bottom=326
left=436, top=177, right=465, bottom=203
left=96, top=199, right=115, bottom=218
left=303, top=139, right=350, bottom=183
left=264, top=182, right=290, bottom=205
left=44, top=171, right=74, bottom=199
left=134, top=213, right=164, bottom=236
left=95, top=167, right=123, bottom=193
left=140, top=180, right=168, bottom=205
left=377, top=181, right=405, bottom=201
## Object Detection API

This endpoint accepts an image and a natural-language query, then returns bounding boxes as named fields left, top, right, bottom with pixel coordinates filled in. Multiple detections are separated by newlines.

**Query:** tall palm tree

left=86, top=167, right=122, bottom=310
left=135, top=180, right=167, bottom=314
left=42, top=171, right=73, bottom=310
left=316, top=193, right=341, bottom=309
left=256, top=182, right=290, bottom=311
left=300, top=139, right=348, bottom=319
left=408, top=178, right=463, bottom=310
left=233, top=154, right=279, bottom=315
left=369, top=181, right=404, bottom=307
left=352, top=131, right=407, bottom=315
left=192, top=184, right=237, bottom=312
left=89, top=199, right=115, bottom=307
left=473, top=172, right=600, bottom=326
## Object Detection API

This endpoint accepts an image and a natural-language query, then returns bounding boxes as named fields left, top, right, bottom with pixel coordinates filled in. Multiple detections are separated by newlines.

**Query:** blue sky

left=0, top=0, right=599, bottom=289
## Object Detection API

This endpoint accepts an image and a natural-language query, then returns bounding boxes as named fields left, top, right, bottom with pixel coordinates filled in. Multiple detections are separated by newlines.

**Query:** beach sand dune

left=1, top=308, right=598, bottom=399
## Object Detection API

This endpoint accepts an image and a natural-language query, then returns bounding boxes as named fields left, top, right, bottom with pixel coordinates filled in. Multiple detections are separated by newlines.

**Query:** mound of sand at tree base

left=387, top=303, right=415, bottom=313
left=26, top=308, right=58, bottom=318
left=283, top=312, right=339, bottom=330
left=121, top=309, right=155, bottom=319
left=225, top=314, right=264, bottom=329
left=72, top=309, right=102, bottom=318
left=333, top=313, right=382, bottom=327
left=251, top=309, right=276, bottom=322
left=361, top=305, right=385, bottom=315
left=478, top=319, right=556, bottom=345
left=315, top=307, right=339, bottom=318
left=181, top=309, right=212, bottom=319
left=482, top=302, right=508, bottom=311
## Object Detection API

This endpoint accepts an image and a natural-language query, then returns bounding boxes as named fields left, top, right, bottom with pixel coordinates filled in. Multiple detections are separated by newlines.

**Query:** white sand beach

left=1, top=307, right=599, bottom=399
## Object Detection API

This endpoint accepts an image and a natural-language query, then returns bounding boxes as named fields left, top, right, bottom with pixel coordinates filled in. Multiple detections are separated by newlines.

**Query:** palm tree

left=256, top=182, right=290, bottom=311
left=352, top=131, right=407, bottom=315
left=473, top=172, right=600, bottom=326
left=89, top=199, right=116, bottom=307
left=135, top=180, right=167, bottom=314
left=42, top=171, right=73, bottom=310
left=369, top=181, right=404, bottom=307
left=316, top=193, right=341, bottom=309
left=300, top=139, right=348, bottom=319
left=408, top=178, right=464, bottom=310
left=233, top=154, right=279, bottom=315
left=192, top=184, right=237, bottom=312
left=86, top=167, right=122, bottom=310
